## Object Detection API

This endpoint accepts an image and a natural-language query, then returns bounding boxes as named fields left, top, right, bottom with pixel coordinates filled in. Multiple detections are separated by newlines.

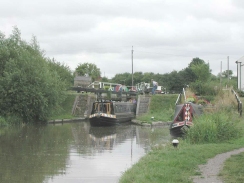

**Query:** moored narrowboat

left=170, top=102, right=203, bottom=137
left=89, top=100, right=136, bottom=126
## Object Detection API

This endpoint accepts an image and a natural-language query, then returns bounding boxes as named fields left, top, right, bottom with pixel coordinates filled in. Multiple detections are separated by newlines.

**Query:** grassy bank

left=120, top=113, right=244, bottom=183
left=119, top=137, right=244, bottom=183
left=48, top=92, right=79, bottom=120
left=137, top=94, right=177, bottom=122
left=120, top=91, right=244, bottom=183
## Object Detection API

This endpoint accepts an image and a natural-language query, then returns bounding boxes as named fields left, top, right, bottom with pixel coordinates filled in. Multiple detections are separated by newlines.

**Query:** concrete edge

left=131, top=119, right=171, bottom=126
left=48, top=118, right=171, bottom=126
left=48, top=118, right=86, bottom=124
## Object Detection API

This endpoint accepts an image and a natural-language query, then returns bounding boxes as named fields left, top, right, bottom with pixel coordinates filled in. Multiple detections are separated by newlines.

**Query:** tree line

left=0, top=27, right=236, bottom=124
left=107, top=59, right=236, bottom=95
left=77, top=59, right=236, bottom=95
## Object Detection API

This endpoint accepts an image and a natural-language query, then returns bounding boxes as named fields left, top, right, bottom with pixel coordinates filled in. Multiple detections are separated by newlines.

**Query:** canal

left=0, top=121, right=171, bottom=183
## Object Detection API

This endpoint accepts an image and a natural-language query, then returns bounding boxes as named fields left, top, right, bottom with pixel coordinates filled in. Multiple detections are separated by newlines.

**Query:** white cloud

left=0, top=0, right=243, bottom=79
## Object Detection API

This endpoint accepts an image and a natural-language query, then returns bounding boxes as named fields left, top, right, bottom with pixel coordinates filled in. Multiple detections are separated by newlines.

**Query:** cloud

left=1, top=0, right=244, bottom=79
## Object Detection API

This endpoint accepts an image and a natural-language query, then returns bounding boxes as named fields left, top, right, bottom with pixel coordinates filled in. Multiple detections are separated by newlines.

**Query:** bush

left=237, top=90, right=244, bottom=97
left=197, top=99, right=207, bottom=105
left=185, top=110, right=241, bottom=144
left=0, top=115, right=22, bottom=127
left=186, top=97, right=195, bottom=103
left=0, top=116, right=8, bottom=127
left=190, top=80, right=220, bottom=96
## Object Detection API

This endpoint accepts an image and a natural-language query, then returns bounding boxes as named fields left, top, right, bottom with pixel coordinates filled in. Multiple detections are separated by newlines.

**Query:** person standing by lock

left=151, top=79, right=158, bottom=95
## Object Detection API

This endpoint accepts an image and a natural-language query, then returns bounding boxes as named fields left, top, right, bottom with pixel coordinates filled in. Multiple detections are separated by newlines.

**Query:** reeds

left=213, top=89, right=237, bottom=111
left=185, top=110, right=241, bottom=144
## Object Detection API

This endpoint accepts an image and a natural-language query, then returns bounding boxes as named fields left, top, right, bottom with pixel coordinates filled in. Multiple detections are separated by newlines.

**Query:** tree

left=0, top=32, right=9, bottom=77
left=0, top=28, right=67, bottom=123
left=179, top=67, right=197, bottom=84
left=166, top=71, right=184, bottom=93
left=111, top=72, right=131, bottom=85
left=189, top=58, right=211, bottom=83
left=101, top=76, right=109, bottom=82
left=112, top=72, right=154, bottom=86
left=221, top=70, right=233, bottom=78
left=75, top=63, right=101, bottom=82
left=188, top=58, right=212, bottom=95
left=141, top=72, right=154, bottom=83
left=133, top=72, right=143, bottom=85
left=47, top=58, right=74, bottom=88
left=188, top=57, right=205, bottom=67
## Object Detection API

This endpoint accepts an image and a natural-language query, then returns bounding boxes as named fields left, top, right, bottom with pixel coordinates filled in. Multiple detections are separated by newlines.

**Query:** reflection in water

left=0, top=122, right=170, bottom=183
left=89, top=126, right=117, bottom=152
left=0, top=124, right=72, bottom=183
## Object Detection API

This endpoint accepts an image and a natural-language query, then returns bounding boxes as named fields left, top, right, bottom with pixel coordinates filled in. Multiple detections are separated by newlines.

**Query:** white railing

left=175, top=88, right=186, bottom=105
left=182, top=88, right=186, bottom=102
left=87, top=81, right=122, bottom=91
left=87, top=81, right=151, bottom=92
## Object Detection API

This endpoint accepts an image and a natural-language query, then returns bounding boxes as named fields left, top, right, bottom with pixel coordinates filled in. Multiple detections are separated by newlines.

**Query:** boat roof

left=173, top=102, right=203, bottom=121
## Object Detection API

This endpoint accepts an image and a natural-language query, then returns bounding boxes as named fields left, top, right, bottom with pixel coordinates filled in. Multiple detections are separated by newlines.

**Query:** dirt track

left=192, top=148, right=244, bottom=183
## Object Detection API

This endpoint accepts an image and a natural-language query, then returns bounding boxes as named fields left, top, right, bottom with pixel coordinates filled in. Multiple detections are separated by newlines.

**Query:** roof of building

left=74, top=76, right=92, bottom=81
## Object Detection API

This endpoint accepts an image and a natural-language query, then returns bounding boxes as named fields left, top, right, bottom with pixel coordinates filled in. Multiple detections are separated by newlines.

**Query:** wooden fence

left=232, top=89, right=242, bottom=116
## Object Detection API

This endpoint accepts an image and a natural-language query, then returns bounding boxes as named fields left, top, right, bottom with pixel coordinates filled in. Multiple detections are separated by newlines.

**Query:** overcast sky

left=1, top=0, right=244, bottom=79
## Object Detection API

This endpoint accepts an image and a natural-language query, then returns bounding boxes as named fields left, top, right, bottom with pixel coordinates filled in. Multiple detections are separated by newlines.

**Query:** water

left=0, top=121, right=170, bottom=183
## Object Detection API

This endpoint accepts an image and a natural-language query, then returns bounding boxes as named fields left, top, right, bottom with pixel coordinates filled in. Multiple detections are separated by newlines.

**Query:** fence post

left=232, top=89, right=242, bottom=116
left=240, top=102, right=242, bottom=116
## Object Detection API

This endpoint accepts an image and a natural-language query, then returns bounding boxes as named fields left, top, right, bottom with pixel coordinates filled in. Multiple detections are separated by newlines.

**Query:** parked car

left=155, top=86, right=165, bottom=94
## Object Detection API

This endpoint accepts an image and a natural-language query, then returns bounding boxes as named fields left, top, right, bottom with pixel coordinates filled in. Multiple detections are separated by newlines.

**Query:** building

left=74, top=76, right=92, bottom=87
left=236, top=56, right=244, bottom=90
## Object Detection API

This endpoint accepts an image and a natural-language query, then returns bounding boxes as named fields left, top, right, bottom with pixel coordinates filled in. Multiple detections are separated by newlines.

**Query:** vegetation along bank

left=119, top=90, right=244, bottom=183
left=1, top=27, right=244, bottom=182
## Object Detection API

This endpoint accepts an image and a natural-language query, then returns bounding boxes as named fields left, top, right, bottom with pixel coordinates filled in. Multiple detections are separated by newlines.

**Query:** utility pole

left=132, top=46, right=134, bottom=89
left=227, top=56, right=229, bottom=86
left=208, top=61, right=210, bottom=73
left=220, top=61, right=222, bottom=87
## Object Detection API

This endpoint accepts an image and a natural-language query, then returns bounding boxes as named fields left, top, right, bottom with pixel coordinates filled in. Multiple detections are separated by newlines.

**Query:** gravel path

left=192, top=147, right=244, bottom=183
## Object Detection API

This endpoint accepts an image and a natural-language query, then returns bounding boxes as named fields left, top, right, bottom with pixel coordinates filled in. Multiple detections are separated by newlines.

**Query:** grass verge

left=48, top=93, right=79, bottom=120
left=119, top=137, right=244, bottom=183
left=220, top=152, right=244, bottom=183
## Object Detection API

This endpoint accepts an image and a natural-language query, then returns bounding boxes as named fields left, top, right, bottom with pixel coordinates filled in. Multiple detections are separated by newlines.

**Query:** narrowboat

left=89, top=100, right=136, bottom=126
left=170, top=102, right=203, bottom=137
